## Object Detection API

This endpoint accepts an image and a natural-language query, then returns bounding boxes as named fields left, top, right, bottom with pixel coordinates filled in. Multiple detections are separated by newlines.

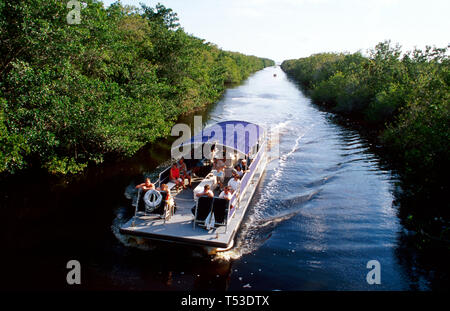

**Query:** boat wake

left=215, top=125, right=319, bottom=261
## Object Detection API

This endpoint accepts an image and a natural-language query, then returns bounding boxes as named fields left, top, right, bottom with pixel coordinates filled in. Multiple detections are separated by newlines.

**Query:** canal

left=1, top=66, right=447, bottom=290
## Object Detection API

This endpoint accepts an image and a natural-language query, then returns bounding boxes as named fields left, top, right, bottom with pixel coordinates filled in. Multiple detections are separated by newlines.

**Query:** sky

left=101, top=0, right=450, bottom=62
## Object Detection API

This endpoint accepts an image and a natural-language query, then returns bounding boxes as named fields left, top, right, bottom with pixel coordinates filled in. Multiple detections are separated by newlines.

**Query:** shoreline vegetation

left=0, top=0, right=274, bottom=176
left=281, top=42, right=450, bottom=241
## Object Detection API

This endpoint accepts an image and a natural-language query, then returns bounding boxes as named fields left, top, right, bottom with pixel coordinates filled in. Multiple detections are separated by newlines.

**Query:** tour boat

left=119, top=120, right=268, bottom=254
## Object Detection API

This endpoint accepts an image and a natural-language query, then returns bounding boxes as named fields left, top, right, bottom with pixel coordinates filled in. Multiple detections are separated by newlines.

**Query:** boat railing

left=228, top=192, right=238, bottom=219
left=156, top=166, right=171, bottom=188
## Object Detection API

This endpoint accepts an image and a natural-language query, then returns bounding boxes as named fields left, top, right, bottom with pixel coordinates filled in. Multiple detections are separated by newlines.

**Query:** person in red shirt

left=170, top=163, right=184, bottom=190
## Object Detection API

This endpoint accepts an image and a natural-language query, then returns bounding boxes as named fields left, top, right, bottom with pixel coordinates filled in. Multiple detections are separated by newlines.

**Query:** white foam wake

left=214, top=123, right=316, bottom=261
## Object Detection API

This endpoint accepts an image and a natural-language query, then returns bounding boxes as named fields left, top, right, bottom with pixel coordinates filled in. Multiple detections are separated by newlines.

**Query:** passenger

left=170, top=163, right=183, bottom=190
left=135, top=178, right=155, bottom=192
left=213, top=158, right=225, bottom=190
left=208, top=145, right=216, bottom=161
left=233, top=165, right=244, bottom=178
left=191, top=184, right=214, bottom=216
left=228, top=173, right=241, bottom=193
left=239, top=159, right=249, bottom=172
left=157, top=184, right=175, bottom=211
left=189, top=147, right=204, bottom=177
left=219, top=186, right=233, bottom=201
left=177, top=157, right=192, bottom=188
left=220, top=156, right=227, bottom=169
left=212, top=157, right=223, bottom=171
left=195, top=184, right=214, bottom=198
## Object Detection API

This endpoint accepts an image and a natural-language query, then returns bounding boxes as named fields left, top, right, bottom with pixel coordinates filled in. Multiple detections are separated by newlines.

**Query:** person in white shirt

left=233, top=165, right=244, bottom=178
left=228, top=173, right=241, bottom=193
left=195, top=184, right=214, bottom=198
left=213, top=158, right=226, bottom=190
left=219, top=186, right=233, bottom=201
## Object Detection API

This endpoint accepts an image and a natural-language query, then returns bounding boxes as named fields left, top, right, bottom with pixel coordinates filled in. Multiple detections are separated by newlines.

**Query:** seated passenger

left=170, top=163, right=183, bottom=190
left=212, top=158, right=226, bottom=190
left=233, top=165, right=244, bottom=178
left=228, top=173, right=241, bottom=193
left=135, top=178, right=155, bottom=192
left=239, top=159, right=249, bottom=172
left=189, top=148, right=206, bottom=177
left=212, top=157, right=226, bottom=171
left=219, top=186, right=233, bottom=201
left=195, top=184, right=214, bottom=198
left=157, top=183, right=175, bottom=211
left=177, top=157, right=192, bottom=188
left=191, top=158, right=204, bottom=177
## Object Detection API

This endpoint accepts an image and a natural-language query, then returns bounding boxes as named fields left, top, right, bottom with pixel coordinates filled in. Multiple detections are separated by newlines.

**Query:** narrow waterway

left=1, top=66, right=447, bottom=290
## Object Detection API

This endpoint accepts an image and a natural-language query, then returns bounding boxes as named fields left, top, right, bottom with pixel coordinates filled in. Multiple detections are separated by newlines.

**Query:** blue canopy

left=172, top=120, right=264, bottom=156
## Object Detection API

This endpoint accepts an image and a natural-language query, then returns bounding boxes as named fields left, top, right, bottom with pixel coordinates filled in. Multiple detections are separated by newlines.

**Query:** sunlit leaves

left=281, top=41, right=449, bottom=186
left=0, top=0, right=274, bottom=175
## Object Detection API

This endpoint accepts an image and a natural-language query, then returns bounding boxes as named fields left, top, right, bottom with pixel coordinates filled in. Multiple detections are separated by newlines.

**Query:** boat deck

left=120, top=179, right=241, bottom=248
left=120, top=138, right=268, bottom=250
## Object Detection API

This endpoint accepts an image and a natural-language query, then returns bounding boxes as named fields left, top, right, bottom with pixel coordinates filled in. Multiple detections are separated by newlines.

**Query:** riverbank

left=281, top=42, right=450, bottom=245
left=0, top=1, right=274, bottom=177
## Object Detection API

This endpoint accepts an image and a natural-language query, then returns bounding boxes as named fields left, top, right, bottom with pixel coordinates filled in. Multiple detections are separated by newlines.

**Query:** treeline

left=281, top=41, right=449, bottom=189
left=0, top=0, right=274, bottom=175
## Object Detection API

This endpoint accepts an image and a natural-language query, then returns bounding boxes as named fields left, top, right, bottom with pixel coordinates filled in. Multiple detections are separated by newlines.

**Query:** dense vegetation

left=281, top=42, right=449, bottom=195
left=0, top=0, right=274, bottom=175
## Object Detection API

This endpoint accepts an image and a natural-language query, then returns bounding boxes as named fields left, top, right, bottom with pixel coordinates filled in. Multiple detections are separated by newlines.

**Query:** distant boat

left=120, top=120, right=268, bottom=254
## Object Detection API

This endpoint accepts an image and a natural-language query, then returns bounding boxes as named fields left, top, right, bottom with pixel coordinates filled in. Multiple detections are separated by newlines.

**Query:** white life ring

left=143, top=189, right=162, bottom=212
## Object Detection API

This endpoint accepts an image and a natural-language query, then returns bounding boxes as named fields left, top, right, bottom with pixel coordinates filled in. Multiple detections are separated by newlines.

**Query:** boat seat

left=166, top=182, right=176, bottom=190
left=212, top=198, right=230, bottom=231
left=151, top=191, right=168, bottom=215
left=135, top=190, right=170, bottom=217
left=193, top=196, right=214, bottom=228
left=135, top=189, right=146, bottom=213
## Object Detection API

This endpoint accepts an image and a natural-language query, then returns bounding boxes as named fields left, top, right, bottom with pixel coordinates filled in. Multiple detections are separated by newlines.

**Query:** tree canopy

left=281, top=41, right=449, bottom=189
left=0, top=0, right=274, bottom=175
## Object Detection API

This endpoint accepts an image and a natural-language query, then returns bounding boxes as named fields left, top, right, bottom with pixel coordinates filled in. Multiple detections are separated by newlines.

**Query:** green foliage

left=0, top=0, right=274, bottom=175
left=0, top=97, right=30, bottom=173
left=281, top=41, right=449, bottom=185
